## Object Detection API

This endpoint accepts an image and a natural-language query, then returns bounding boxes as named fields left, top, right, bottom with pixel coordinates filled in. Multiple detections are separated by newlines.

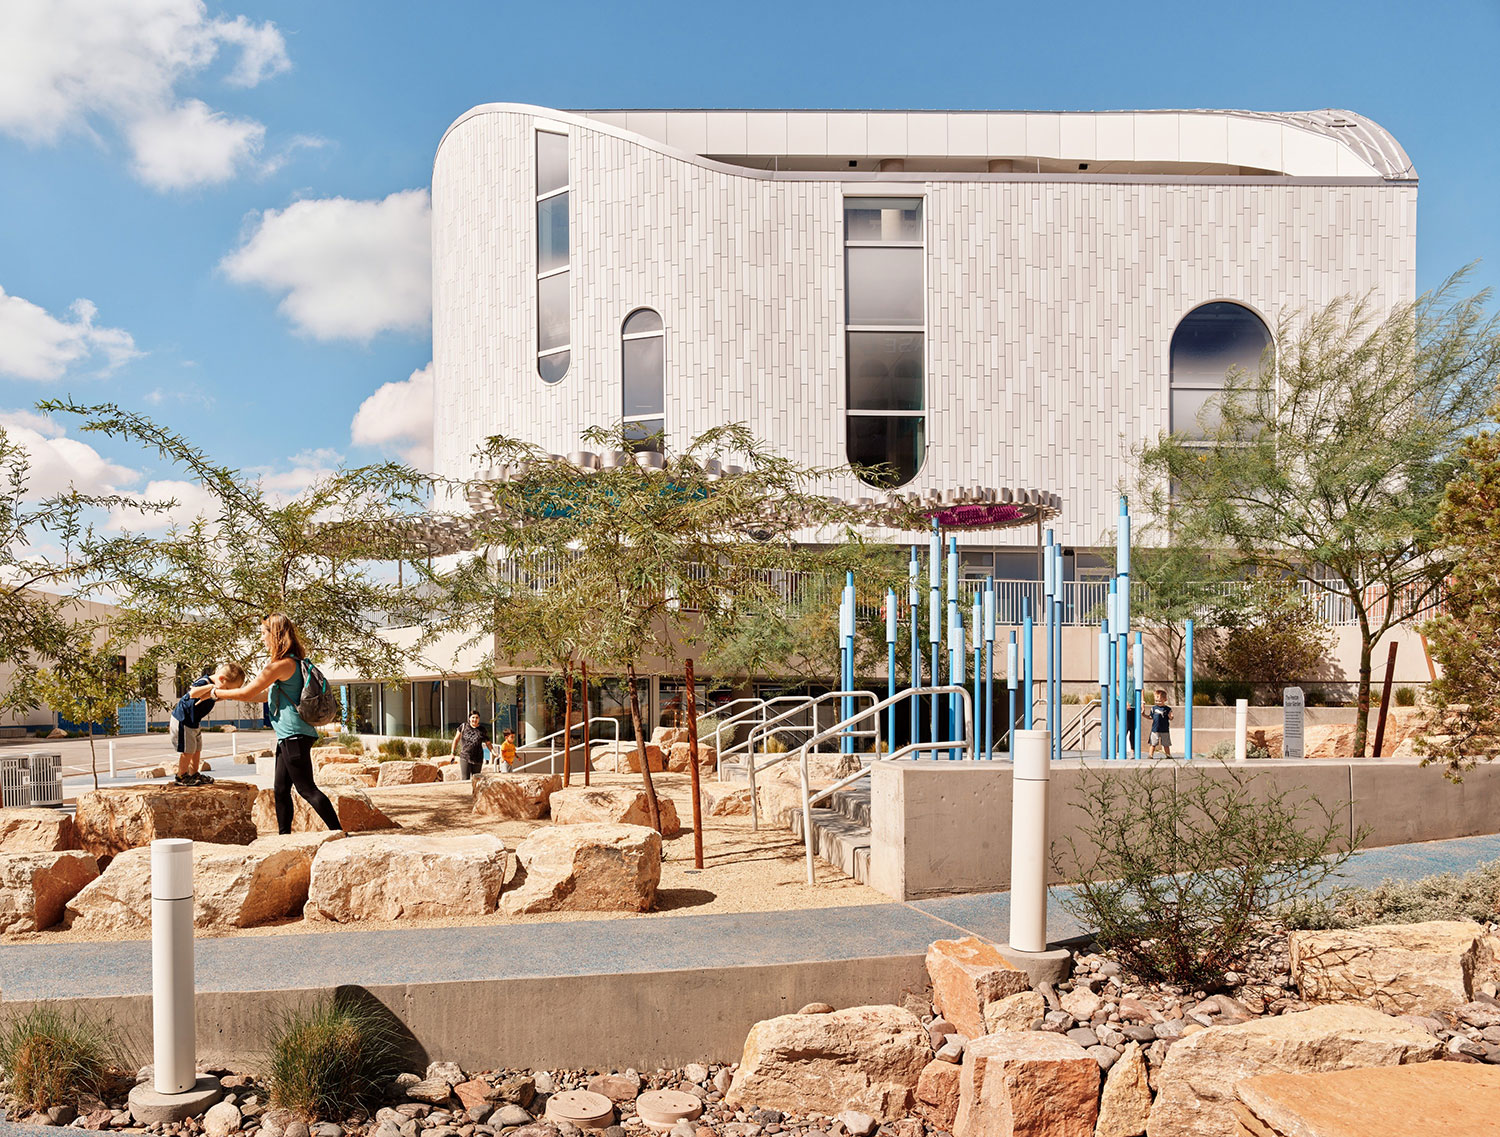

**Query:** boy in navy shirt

left=1147, top=688, right=1174, bottom=758
left=171, top=663, right=245, bottom=785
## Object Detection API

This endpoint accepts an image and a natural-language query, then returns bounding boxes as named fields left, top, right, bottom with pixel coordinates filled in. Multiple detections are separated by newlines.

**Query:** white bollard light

left=1009, top=728, right=1051, bottom=954
left=231, top=733, right=238, bottom=759
left=152, top=839, right=196, bottom=1095
left=109, top=740, right=116, bottom=779
left=1234, top=699, right=1249, bottom=762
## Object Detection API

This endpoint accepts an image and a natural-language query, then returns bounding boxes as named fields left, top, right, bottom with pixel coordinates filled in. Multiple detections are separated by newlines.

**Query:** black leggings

left=274, top=734, right=342, bottom=834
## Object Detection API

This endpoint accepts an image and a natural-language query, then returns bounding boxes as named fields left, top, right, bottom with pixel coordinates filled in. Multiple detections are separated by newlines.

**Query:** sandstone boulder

left=589, top=742, right=665, bottom=773
left=754, top=754, right=862, bottom=829
left=1289, top=920, right=1492, bottom=1016
left=0, top=807, right=80, bottom=853
left=74, top=783, right=258, bottom=859
left=550, top=786, right=680, bottom=837
left=313, top=752, right=361, bottom=771
left=1145, top=1004, right=1442, bottom=1137
left=252, top=786, right=398, bottom=835
left=926, top=937, right=1032, bottom=1039
left=1096, top=1042, right=1151, bottom=1137
left=472, top=773, right=562, bottom=821
left=66, top=833, right=340, bottom=933
left=1234, top=1059, right=1500, bottom=1137
left=375, top=760, right=441, bottom=787
left=726, top=1005, right=929, bottom=1121
left=306, top=833, right=506, bottom=922
left=317, top=768, right=368, bottom=788
left=954, top=1031, right=1099, bottom=1137
left=666, top=742, right=716, bottom=772
left=982, top=991, right=1046, bottom=1034
left=706, top=785, right=752, bottom=817
left=0, top=851, right=99, bottom=932
left=915, top=1060, right=961, bottom=1130
left=501, top=823, right=660, bottom=915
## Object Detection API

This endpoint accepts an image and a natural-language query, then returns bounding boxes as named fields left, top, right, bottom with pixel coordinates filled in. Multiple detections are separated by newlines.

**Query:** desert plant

left=1060, top=693, right=1082, bottom=705
left=1056, top=759, right=1361, bottom=986
left=424, top=738, right=451, bottom=759
left=265, top=992, right=404, bottom=1120
left=762, top=735, right=789, bottom=754
left=1280, top=859, right=1500, bottom=930
left=0, top=1006, right=117, bottom=1113
left=1394, top=686, right=1417, bottom=707
left=377, top=739, right=408, bottom=758
left=334, top=733, right=363, bottom=752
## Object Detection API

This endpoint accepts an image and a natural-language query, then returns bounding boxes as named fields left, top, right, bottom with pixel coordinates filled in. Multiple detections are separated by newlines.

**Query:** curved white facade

left=432, top=105, right=1416, bottom=548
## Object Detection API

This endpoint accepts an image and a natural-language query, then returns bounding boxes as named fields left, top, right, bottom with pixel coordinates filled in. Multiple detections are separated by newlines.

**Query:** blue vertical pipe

left=1053, top=595, right=1064, bottom=762
left=843, top=572, right=856, bottom=755
left=1106, top=579, right=1118, bottom=758
left=1185, top=618, right=1195, bottom=761
left=928, top=527, right=941, bottom=756
left=1006, top=632, right=1018, bottom=757
left=1042, top=529, right=1055, bottom=744
left=1117, top=495, right=1132, bottom=760
left=1022, top=599, right=1034, bottom=730
left=1097, top=627, right=1110, bottom=760
left=909, top=549, right=920, bottom=747
left=946, top=537, right=959, bottom=749
left=972, top=593, right=982, bottom=760
left=983, top=579, right=996, bottom=760
left=1133, top=631, right=1145, bottom=760
left=886, top=588, right=897, bottom=753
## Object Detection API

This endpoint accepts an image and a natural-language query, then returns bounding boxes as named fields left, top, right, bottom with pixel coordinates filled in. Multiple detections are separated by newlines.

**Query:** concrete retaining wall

left=868, top=757, right=1500, bottom=901
left=1, top=955, right=931, bottom=1072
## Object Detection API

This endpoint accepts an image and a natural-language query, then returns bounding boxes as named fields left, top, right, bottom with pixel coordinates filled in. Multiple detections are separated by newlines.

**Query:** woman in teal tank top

left=196, top=613, right=341, bottom=834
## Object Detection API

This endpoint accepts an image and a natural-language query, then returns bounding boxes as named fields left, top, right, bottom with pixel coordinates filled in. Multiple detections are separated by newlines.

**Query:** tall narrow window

left=845, top=197, right=925, bottom=486
left=1169, top=302, right=1271, bottom=441
left=622, top=308, right=664, bottom=450
left=536, top=130, right=570, bottom=383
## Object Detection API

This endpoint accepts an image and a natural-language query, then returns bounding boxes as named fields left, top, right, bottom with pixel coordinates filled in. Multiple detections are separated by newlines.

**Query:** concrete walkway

left=5, top=832, right=1500, bottom=1003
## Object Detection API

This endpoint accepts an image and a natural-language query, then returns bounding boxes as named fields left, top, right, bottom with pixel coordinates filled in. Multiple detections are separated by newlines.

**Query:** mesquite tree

left=1138, top=275, right=1500, bottom=756
left=437, top=423, right=910, bottom=833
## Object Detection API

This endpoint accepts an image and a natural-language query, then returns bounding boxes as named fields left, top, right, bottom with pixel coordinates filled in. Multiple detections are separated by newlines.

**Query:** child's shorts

left=1149, top=731, right=1171, bottom=747
left=171, top=714, right=202, bottom=754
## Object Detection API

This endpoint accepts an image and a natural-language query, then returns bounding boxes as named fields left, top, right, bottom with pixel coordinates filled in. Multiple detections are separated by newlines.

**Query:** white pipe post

left=1235, top=698, right=1249, bottom=762
left=152, top=838, right=196, bottom=1095
left=1010, top=728, right=1051, bottom=954
left=231, top=732, right=238, bottom=760
left=108, top=739, right=116, bottom=779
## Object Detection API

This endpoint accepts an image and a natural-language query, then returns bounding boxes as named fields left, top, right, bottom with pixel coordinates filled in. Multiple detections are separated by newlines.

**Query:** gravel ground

left=5, top=772, right=883, bottom=946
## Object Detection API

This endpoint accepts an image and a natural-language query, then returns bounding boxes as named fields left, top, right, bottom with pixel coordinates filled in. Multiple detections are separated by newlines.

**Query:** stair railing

left=747, top=690, right=879, bottom=829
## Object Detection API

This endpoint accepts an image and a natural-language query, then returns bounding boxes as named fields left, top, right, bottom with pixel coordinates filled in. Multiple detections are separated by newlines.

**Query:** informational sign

left=1283, top=687, right=1305, bottom=759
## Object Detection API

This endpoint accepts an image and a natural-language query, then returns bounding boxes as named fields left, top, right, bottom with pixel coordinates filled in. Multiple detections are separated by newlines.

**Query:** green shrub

left=1394, top=686, right=1417, bottom=707
left=1305, top=688, right=1329, bottom=706
left=424, top=738, right=451, bottom=759
left=265, top=992, right=404, bottom=1120
left=762, top=735, right=788, bottom=754
left=0, top=1006, right=117, bottom=1113
left=1192, top=693, right=1212, bottom=706
left=1060, top=693, right=1082, bottom=705
left=1056, top=759, right=1361, bottom=986
left=1281, top=859, right=1500, bottom=930
left=377, top=739, right=408, bottom=758
left=691, top=715, right=723, bottom=743
left=334, top=733, right=363, bottom=752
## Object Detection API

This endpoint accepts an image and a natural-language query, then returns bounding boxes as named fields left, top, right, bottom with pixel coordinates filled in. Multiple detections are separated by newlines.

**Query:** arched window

left=844, top=196, right=926, bottom=486
left=622, top=308, right=664, bottom=450
left=536, top=130, right=571, bottom=384
left=1169, top=302, right=1272, bottom=441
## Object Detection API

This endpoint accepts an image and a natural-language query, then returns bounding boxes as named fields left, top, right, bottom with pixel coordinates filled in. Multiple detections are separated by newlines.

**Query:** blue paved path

left=4, top=833, right=1498, bottom=1003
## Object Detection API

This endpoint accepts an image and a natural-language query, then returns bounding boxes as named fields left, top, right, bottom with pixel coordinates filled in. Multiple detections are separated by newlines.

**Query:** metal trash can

left=26, top=752, right=63, bottom=807
left=1, top=755, right=31, bottom=807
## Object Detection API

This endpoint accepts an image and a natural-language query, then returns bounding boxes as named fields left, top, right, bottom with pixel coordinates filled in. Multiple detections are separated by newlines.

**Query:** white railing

left=747, top=691, right=879, bottom=830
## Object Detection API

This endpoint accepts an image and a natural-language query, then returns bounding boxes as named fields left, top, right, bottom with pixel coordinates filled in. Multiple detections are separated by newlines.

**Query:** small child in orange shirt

left=499, top=728, right=518, bottom=771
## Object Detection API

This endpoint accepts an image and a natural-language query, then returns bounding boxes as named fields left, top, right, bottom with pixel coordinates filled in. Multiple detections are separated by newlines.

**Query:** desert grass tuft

left=265, top=993, right=404, bottom=1120
left=0, top=1006, right=117, bottom=1113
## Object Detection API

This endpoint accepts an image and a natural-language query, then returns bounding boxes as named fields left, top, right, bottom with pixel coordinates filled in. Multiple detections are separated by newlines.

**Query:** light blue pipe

left=909, top=548, right=920, bottom=748
left=972, top=593, right=982, bottom=761
left=929, top=527, right=941, bottom=757
left=947, top=537, right=959, bottom=750
left=843, top=572, right=855, bottom=755
left=1097, top=626, right=1110, bottom=760
left=1133, top=631, right=1144, bottom=759
left=1006, top=632, right=1018, bottom=758
left=886, top=588, right=898, bottom=750
left=983, top=580, right=996, bottom=760
left=1022, top=599, right=1034, bottom=730
left=1185, top=618, right=1195, bottom=761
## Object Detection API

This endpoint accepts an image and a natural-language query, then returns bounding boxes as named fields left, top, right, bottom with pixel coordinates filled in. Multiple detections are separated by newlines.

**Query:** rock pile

left=74, top=783, right=259, bottom=859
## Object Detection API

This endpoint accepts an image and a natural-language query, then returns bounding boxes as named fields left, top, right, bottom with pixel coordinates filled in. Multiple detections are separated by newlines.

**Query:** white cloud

left=104, top=477, right=219, bottom=532
left=256, top=447, right=341, bottom=497
left=221, top=190, right=432, bottom=341
left=0, top=0, right=289, bottom=190
left=351, top=363, right=434, bottom=471
left=0, top=286, right=139, bottom=381
left=127, top=98, right=265, bottom=191
left=0, top=409, right=139, bottom=498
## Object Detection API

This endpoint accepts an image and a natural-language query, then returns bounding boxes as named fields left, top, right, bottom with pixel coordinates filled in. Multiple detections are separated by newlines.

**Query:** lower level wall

left=868, top=757, right=1500, bottom=901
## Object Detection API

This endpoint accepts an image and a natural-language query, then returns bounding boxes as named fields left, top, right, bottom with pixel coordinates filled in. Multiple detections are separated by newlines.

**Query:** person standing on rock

left=451, top=711, right=491, bottom=780
left=195, top=613, right=342, bottom=834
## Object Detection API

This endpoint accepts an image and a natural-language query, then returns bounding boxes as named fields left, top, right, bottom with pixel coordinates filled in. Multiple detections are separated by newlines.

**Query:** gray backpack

left=275, top=657, right=341, bottom=727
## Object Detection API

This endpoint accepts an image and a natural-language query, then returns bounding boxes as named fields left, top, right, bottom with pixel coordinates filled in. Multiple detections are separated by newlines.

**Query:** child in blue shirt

left=170, top=663, right=245, bottom=785
left=1147, top=689, right=1174, bottom=758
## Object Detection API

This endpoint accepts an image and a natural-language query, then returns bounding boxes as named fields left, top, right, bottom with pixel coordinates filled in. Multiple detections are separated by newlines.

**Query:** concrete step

left=827, top=784, right=870, bottom=826
left=789, top=806, right=871, bottom=884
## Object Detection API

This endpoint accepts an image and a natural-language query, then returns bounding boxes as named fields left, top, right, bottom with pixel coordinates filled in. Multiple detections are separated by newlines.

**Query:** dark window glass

left=846, top=247, right=924, bottom=326
left=847, top=415, right=925, bottom=487
left=537, top=194, right=569, bottom=275
left=538, top=349, right=569, bottom=384
left=537, top=131, right=568, bottom=195
left=623, top=334, right=664, bottom=418
left=848, top=331, right=923, bottom=411
left=844, top=197, right=923, bottom=243
left=623, top=308, right=663, bottom=335
left=624, top=418, right=664, bottom=451
left=537, top=271, right=569, bottom=354
left=1170, top=302, right=1271, bottom=438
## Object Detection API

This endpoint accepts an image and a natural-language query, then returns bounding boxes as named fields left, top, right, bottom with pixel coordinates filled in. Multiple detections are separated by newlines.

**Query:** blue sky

left=1, top=0, right=1496, bottom=503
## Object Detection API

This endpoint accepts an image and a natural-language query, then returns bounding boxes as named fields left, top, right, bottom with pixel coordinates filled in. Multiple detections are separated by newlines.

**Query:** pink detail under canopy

left=925, top=502, right=1031, bottom=530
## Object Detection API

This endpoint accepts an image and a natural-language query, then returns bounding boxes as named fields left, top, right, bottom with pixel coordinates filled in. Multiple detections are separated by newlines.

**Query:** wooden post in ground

left=685, top=658, right=704, bottom=869
left=1372, top=641, right=1400, bottom=757
left=581, top=661, right=591, bottom=786
left=562, top=662, right=573, bottom=787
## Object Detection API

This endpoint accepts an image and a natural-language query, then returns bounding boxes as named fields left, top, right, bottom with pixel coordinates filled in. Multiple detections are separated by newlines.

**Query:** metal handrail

left=503, top=715, right=622, bottom=774
left=748, top=691, right=878, bottom=829
left=710, top=698, right=787, bottom=776
left=797, top=685, right=974, bottom=884
left=730, top=696, right=816, bottom=762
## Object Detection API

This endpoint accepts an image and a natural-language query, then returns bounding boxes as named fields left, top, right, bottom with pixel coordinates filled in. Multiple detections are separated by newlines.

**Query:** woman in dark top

left=452, top=712, right=491, bottom=780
